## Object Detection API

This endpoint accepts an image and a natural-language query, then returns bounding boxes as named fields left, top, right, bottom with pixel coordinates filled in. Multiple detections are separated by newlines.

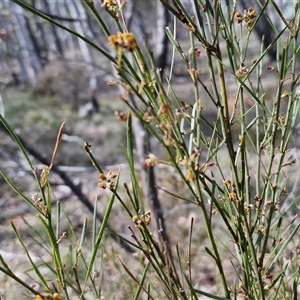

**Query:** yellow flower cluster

left=32, top=193, right=48, bottom=216
left=101, top=0, right=117, bottom=16
left=36, top=293, right=62, bottom=300
left=114, top=110, right=129, bottom=122
left=224, top=180, right=238, bottom=203
left=108, top=32, right=137, bottom=52
left=234, top=7, right=256, bottom=28
left=101, top=0, right=116, bottom=8
left=98, top=169, right=117, bottom=189
left=132, top=210, right=153, bottom=227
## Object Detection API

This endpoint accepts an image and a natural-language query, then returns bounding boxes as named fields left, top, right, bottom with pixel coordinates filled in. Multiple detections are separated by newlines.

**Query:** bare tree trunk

left=40, top=0, right=64, bottom=57
left=10, top=2, right=40, bottom=85
left=56, top=0, right=77, bottom=59
left=23, top=14, right=48, bottom=68
left=68, top=0, right=97, bottom=90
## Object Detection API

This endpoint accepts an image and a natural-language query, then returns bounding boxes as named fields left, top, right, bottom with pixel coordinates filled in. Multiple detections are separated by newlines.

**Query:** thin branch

left=0, top=125, right=134, bottom=254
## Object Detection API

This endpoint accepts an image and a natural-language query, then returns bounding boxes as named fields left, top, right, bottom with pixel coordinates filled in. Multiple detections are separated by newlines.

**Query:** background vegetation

left=0, top=0, right=300, bottom=299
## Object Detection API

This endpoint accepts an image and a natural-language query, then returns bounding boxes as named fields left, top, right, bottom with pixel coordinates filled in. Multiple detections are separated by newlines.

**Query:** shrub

left=1, top=0, right=300, bottom=299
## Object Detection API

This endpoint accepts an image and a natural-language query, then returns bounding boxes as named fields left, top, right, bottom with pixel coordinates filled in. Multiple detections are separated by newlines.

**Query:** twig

left=0, top=125, right=134, bottom=253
